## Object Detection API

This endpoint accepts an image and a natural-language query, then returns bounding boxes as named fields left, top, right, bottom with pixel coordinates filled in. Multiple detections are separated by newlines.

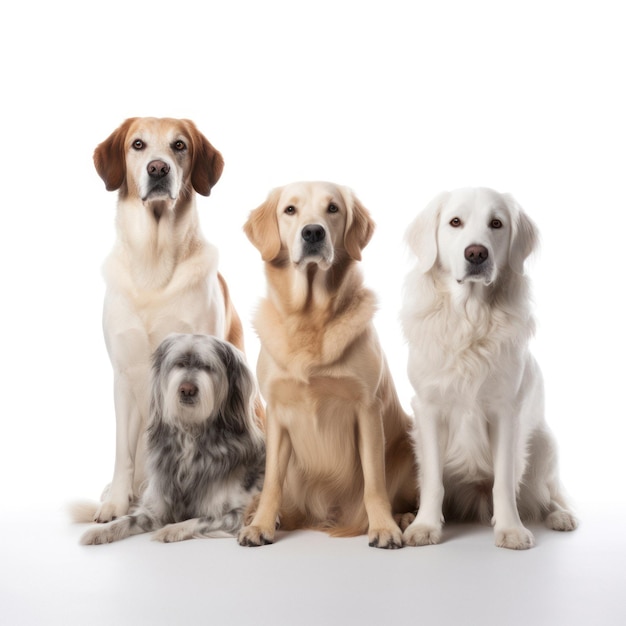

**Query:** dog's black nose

left=465, top=244, right=489, bottom=265
left=147, top=160, right=170, bottom=179
left=179, top=382, right=198, bottom=398
left=301, top=224, right=326, bottom=243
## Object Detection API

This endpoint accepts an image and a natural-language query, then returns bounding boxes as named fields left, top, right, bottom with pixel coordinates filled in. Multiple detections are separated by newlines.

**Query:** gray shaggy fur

left=80, top=334, right=265, bottom=545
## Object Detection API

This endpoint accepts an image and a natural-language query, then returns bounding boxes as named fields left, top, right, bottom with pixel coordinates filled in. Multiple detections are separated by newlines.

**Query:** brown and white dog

left=238, top=181, right=416, bottom=549
left=79, top=117, right=250, bottom=524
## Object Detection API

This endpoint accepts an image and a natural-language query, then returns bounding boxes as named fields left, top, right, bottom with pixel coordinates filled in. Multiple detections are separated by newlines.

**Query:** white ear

left=405, top=192, right=449, bottom=273
left=505, top=194, right=539, bottom=274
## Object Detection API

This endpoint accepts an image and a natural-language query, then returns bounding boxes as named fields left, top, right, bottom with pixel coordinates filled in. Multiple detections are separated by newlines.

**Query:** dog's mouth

left=142, top=183, right=176, bottom=202
left=457, top=263, right=495, bottom=285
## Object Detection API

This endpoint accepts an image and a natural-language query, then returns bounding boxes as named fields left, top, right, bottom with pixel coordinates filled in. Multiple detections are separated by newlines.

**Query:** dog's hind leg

left=80, top=512, right=155, bottom=545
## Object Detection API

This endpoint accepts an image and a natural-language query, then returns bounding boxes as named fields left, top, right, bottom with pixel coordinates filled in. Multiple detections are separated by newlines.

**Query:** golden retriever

left=80, top=117, right=251, bottom=524
left=238, top=181, right=416, bottom=549
left=401, top=187, right=577, bottom=549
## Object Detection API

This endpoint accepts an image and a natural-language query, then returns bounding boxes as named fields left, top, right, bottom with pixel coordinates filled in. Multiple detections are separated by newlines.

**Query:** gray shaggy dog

left=80, top=334, right=265, bottom=544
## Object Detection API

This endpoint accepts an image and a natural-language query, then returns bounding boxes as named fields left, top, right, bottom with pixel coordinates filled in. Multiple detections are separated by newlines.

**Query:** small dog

left=401, top=187, right=577, bottom=549
left=85, top=117, right=255, bottom=524
left=238, top=181, right=416, bottom=549
left=80, top=334, right=265, bottom=545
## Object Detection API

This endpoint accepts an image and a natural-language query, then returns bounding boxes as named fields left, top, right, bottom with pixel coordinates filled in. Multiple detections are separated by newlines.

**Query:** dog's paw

left=394, top=511, right=416, bottom=532
left=94, top=500, right=128, bottom=524
left=495, top=526, right=535, bottom=550
left=403, top=522, right=442, bottom=547
left=368, top=525, right=403, bottom=550
left=546, top=510, right=578, bottom=532
left=151, top=524, right=192, bottom=543
left=238, top=525, right=274, bottom=547
left=80, top=526, right=117, bottom=546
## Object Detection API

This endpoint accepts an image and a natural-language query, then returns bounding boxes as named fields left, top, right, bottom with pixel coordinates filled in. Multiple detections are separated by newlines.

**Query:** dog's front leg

left=403, top=398, right=445, bottom=546
left=357, top=405, right=403, bottom=549
left=490, top=410, right=534, bottom=550
left=238, top=414, right=291, bottom=547
left=80, top=511, right=155, bottom=545
left=95, top=366, right=148, bottom=523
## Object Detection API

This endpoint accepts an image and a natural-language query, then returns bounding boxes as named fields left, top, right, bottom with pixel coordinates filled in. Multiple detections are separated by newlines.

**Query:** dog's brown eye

left=285, top=206, right=296, bottom=215
left=490, top=219, right=503, bottom=229
left=328, top=203, right=339, bottom=213
left=450, top=217, right=462, bottom=227
left=173, top=140, right=186, bottom=151
left=132, top=139, right=144, bottom=150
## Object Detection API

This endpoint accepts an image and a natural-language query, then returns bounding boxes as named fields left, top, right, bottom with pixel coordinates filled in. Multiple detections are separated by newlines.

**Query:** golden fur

left=238, top=181, right=416, bottom=549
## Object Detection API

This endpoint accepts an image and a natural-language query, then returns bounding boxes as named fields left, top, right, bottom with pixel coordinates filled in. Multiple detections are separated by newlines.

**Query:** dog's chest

left=148, top=427, right=246, bottom=520
left=439, top=404, right=494, bottom=480
left=270, top=376, right=361, bottom=473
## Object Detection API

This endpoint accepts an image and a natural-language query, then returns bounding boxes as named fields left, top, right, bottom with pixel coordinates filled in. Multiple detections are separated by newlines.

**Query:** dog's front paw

left=368, top=525, right=404, bottom=549
left=94, top=500, right=128, bottom=524
left=238, top=525, right=275, bottom=547
left=546, top=510, right=578, bottom=532
left=80, top=525, right=117, bottom=546
left=152, top=523, right=191, bottom=543
left=495, top=526, right=535, bottom=550
left=403, top=522, right=442, bottom=547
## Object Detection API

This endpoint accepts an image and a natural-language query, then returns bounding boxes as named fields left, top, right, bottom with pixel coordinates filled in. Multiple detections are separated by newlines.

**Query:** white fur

left=402, top=187, right=577, bottom=550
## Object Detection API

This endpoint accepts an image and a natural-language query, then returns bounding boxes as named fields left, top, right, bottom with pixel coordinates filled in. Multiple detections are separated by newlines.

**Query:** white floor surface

left=1, top=502, right=624, bottom=626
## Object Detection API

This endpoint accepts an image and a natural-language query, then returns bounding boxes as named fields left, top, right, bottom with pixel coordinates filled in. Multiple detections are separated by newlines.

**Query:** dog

left=81, top=117, right=252, bottom=524
left=401, top=187, right=577, bottom=549
left=238, top=181, right=417, bottom=549
left=80, top=334, right=265, bottom=545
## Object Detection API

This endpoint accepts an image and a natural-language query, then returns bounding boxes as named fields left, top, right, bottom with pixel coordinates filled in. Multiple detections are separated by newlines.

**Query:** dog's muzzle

left=178, top=381, right=198, bottom=405
left=461, top=244, right=493, bottom=283
left=143, top=159, right=173, bottom=200
left=300, top=223, right=327, bottom=256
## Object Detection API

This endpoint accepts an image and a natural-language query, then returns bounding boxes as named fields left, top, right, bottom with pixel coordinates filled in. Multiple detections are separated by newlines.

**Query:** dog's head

left=244, top=181, right=375, bottom=269
left=93, top=117, right=224, bottom=205
left=151, top=333, right=257, bottom=432
left=406, top=187, right=538, bottom=286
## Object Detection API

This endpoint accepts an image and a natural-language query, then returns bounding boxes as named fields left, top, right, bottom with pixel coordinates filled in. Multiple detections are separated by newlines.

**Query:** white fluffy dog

left=401, top=187, right=577, bottom=549
left=80, top=334, right=265, bottom=545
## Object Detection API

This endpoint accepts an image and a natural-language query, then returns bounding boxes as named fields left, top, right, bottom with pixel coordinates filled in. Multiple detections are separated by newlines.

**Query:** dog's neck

left=257, top=258, right=377, bottom=375
left=114, top=192, right=202, bottom=291
left=267, top=256, right=359, bottom=317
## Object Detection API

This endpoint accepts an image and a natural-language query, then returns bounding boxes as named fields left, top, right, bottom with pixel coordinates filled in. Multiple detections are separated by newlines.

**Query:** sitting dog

left=238, top=181, right=416, bottom=549
left=82, top=117, right=256, bottom=524
left=80, top=334, right=265, bottom=545
left=401, top=187, right=577, bottom=549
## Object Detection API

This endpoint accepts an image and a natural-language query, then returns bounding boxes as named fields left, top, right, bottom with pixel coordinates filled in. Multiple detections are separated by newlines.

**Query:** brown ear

left=184, top=120, right=224, bottom=197
left=93, top=118, right=137, bottom=191
left=342, top=187, right=375, bottom=261
left=244, top=188, right=282, bottom=262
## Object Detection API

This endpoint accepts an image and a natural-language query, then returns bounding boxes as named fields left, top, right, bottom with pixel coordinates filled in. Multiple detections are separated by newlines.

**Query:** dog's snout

left=179, top=382, right=198, bottom=398
left=301, top=224, right=326, bottom=244
left=147, top=160, right=170, bottom=179
left=465, top=244, right=489, bottom=265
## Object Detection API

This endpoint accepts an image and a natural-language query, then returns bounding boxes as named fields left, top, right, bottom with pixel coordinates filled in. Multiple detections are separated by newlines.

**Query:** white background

left=1, top=1, right=625, bottom=624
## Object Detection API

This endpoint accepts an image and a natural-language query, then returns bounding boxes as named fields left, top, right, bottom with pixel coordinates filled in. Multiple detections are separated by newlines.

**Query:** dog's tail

left=67, top=500, right=99, bottom=524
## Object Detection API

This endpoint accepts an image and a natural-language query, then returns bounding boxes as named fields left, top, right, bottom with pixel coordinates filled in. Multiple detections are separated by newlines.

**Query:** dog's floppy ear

left=93, top=118, right=137, bottom=191
left=244, top=188, right=282, bottom=262
left=505, top=194, right=539, bottom=275
left=342, top=187, right=375, bottom=261
left=214, top=340, right=256, bottom=435
left=405, top=191, right=449, bottom=273
left=184, top=120, right=224, bottom=197
left=149, top=334, right=178, bottom=421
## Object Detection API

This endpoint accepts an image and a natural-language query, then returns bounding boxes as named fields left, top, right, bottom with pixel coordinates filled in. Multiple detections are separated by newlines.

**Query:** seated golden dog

left=238, top=181, right=416, bottom=549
